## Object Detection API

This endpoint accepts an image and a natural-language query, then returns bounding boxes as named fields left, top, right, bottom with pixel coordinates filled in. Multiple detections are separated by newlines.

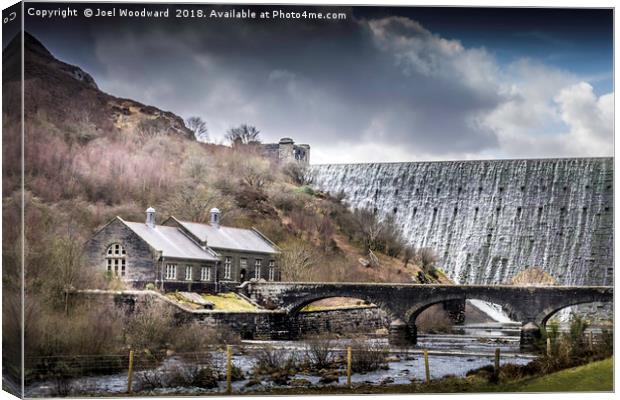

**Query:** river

left=25, top=322, right=537, bottom=397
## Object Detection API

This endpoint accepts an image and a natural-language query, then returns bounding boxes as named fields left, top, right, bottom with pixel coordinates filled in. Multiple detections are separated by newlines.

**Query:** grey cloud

left=88, top=13, right=608, bottom=162
left=88, top=13, right=502, bottom=158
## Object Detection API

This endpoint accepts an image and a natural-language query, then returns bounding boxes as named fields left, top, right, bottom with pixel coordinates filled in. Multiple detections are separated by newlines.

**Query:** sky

left=22, top=3, right=613, bottom=164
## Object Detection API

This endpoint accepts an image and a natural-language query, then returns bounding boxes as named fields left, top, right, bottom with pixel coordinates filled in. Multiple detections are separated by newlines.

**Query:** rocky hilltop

left=3, top=32, right=192, bottom=139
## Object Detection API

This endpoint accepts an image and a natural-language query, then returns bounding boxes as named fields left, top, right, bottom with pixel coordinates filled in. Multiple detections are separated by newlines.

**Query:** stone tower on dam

left=310, top=158, right=613, bottom=286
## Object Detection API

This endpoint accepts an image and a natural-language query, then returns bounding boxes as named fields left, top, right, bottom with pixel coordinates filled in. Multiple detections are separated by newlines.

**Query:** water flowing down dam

left=310, top=158, right=613, bottom=286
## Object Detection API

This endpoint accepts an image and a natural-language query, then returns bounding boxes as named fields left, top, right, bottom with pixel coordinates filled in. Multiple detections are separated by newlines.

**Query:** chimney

left=210, top=207, right=221, bottom=228
left=146, top=207, right=156, bottom=228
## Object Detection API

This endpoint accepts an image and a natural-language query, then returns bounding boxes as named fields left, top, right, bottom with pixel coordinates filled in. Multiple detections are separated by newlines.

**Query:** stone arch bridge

left=240, top=282, right=613, bottom=349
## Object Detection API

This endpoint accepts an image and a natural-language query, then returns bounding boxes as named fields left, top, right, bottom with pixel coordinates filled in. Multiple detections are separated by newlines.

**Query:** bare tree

left=49, top=227, right=85, bottom=315
left=237, top=157, right=273, bottom=189
left=186, top=116, right=209, bottom=142
left=278, top=240, right=321, bottom=281
left=282, top=162, right=314, bottom=185
left=347, top=208, right=405, bottom=259
left=351, top=208, right=385, bottom=253
left=225, top=124, right=261, bottom=146
left=416, top=247, right=438, bottom=274
left=402, top=245, right=417, bottom=268
left=163, top=184, right=232, bottom=223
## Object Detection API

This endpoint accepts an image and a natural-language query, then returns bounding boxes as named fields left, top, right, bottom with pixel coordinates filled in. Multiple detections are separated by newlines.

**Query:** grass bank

left=503, top=357, right=613, bottom=392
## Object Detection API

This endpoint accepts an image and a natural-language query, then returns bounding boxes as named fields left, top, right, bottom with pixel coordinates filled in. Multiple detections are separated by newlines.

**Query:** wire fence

left=24, top=341, right=509, bottom=397
left=24, top=332, right=610, bottom=397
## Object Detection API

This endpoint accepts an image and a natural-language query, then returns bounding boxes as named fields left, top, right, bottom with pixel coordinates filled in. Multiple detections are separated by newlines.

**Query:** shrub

left=171, top=322, right=217, bottom=353
left=534, top=313, right=612, bottom=374
left=298, top=185, right=315, bottom=196
left=416, top=248, right=438, bottom=275
left=49, top=361, right=75, bottom=397
left=282, top=163, right=314, bottom=185
left=124, top=300, right=175, bottom=355
left=304, top=336, right=334, bottom=370
left=270, top=189, right=304, bottom=212
left=136, top=363, right=220, bottom=390
left=170, top=364, right=219, bottom=389
left=349, top=340, right=389, bottom=373
left=135, top=369, right=167, bottom=390
left=254, top=345, right=299, bottom=375
left=191, top=366, right=220, bottom=388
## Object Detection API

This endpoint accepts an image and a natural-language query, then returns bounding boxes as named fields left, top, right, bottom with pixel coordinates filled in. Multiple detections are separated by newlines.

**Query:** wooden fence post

left=588, top=331, right=594, bottom=350
left=226, top=345, right=232, bottom=395
left=423, top=350, right=430, bottom=384
left=494, top=348, right=501, bottom=381
left=346, top=346, right=352, bottom=388
left=127, top=349, right=134, bottom=393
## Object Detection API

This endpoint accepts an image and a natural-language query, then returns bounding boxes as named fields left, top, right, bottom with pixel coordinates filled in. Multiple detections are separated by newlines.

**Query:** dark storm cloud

left=24, top=4, right=613, bottom=162
left=77, top=7, right=498, bottom=156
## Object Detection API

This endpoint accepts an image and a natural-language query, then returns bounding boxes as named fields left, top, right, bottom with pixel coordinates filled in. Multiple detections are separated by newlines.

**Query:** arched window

left=106, top=243, right=126, bottom=277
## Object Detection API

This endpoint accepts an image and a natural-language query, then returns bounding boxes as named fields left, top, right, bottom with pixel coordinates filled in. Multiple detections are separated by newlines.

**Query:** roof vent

left=210, top=207, right=221, bottom=228
left=146, top=207, right=156, bottom=228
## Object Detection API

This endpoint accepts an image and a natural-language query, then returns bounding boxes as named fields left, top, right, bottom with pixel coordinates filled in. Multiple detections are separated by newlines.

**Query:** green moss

left=295, top=185, right=315, bottom=196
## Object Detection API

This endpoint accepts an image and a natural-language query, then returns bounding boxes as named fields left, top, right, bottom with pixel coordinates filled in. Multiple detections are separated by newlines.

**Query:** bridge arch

left=285, top=292, right=400, bottom=321
left=535, top=300, right=613, bottom=327
left=404, top=293, right=524, bottom=325
left=284, top=293, right=398, bottom=341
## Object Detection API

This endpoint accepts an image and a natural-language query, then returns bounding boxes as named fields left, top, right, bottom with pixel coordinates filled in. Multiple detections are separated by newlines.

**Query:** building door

left=239, top=268, right=247, bottom=282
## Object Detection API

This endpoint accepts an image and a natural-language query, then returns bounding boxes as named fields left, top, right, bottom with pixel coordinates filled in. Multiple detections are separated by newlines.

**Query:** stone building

left=83, top=207, right=280, bottom=292
left=262, top=137, right=310, bottom=165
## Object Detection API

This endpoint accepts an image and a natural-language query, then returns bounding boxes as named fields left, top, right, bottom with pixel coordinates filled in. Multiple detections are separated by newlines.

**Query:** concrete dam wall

left=310, top=158, right=613, bottom=286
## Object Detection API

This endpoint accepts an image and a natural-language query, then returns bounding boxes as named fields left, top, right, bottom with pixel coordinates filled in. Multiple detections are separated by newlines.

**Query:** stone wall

left=71, top=290, right=289, bottom=340
left=291, top=306, right=389, bottom=338
left=72, top=291, right=394, bottom=341
left=83, top=218, right=158, bottom=285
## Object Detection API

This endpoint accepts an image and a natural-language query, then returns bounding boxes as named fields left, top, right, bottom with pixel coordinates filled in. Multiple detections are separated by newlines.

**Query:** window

left=224, top=257, right=232, bottom=279
left=105, top=243, right=126, bottom=277
left=185, top=265, right=192, bottom=280
left=268, top=260, right=276, bottom=281
left=201, top=267, right=211, bottom=281
left=254, top=259, right=262, bottom=279
left=165, top=264, right=177, bottom=280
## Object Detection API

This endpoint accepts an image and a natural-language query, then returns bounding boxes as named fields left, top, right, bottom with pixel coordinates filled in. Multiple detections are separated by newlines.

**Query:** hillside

left=2, top=32, right=447, bottom=300
left=3, top=32, right=191, bottom=140
left=0, top=33, right=450, bottom=368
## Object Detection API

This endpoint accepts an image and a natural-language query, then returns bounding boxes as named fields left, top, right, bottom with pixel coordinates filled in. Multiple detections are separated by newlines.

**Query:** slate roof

left=172, top=219, right=280, bottom=255
left=122, top=219, right=219, bottom=262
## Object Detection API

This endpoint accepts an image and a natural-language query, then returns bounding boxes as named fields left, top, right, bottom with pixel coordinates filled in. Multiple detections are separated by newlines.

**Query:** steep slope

left=3, top=32, right=192, bottom=139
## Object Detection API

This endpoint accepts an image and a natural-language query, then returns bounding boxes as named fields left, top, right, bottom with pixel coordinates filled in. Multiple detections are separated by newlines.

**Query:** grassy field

left=505, top=357, right=613, bottom=392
